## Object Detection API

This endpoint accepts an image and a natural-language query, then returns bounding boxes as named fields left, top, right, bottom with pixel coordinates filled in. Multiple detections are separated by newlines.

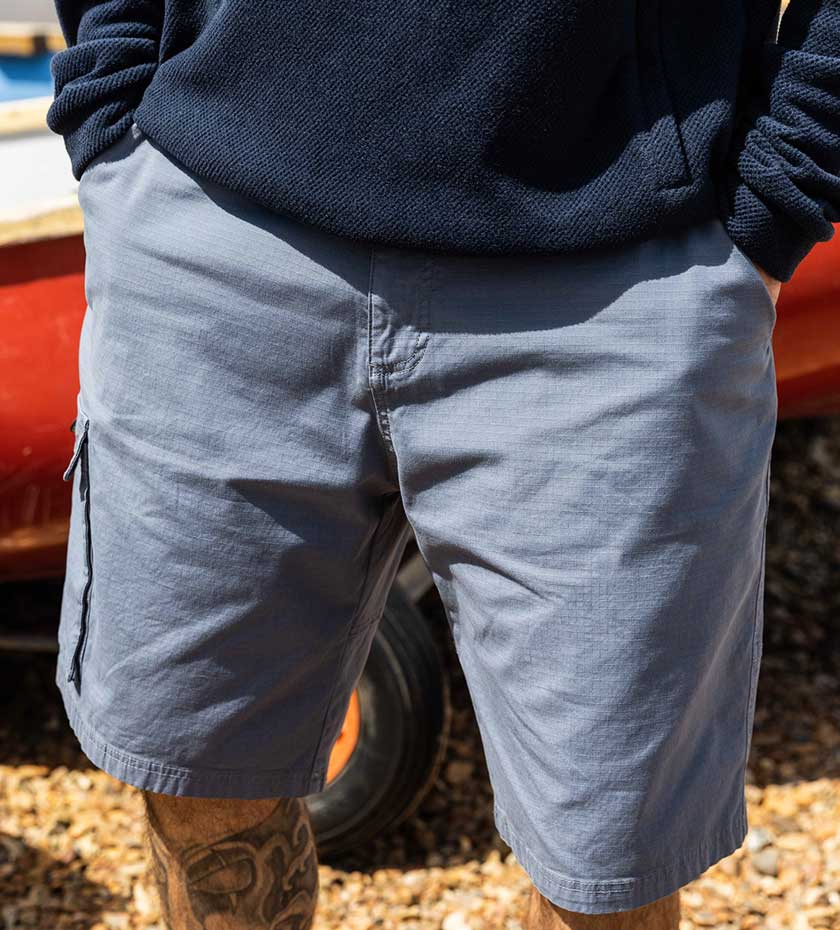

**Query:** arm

left=721, top=0, right=840, bottom=283
left=47, top=0, right=163, bottom=179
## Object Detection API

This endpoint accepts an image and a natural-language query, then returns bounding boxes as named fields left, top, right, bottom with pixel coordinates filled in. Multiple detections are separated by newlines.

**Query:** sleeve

left=720, top=0, right=840, bottom=282
left=46, top=0, right=163, bottom=180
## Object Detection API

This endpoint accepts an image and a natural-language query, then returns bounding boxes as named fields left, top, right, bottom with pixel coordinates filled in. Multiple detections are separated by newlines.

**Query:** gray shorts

left=59, top=121, right=778, bottom=913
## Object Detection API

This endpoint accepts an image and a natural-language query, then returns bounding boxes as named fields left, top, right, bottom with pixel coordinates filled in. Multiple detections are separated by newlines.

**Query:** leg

left=144, top=792, right=318, bottom=930
left=58, top=127, right=411, bottom=800
left=375, top=217, right=778, bottom=912
left=526, top=887, right=680, bottom=930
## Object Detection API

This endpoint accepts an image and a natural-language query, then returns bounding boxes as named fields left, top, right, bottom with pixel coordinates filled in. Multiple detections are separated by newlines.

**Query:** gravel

left=1, top=416, right=838, bottom=930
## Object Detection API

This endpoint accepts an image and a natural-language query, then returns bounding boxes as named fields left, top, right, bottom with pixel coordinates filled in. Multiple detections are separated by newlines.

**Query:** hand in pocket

left=754, top=263, right=782, bottom=306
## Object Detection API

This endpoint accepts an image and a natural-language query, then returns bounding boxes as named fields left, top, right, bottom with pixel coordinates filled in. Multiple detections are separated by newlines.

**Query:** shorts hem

left=57, top=675, right=327, bottom=799
left=493, top=798, right=748, bottom=915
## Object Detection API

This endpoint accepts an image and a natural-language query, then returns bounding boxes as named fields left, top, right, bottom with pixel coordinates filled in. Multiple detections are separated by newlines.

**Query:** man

left=47, top=0, right=837, bottom=927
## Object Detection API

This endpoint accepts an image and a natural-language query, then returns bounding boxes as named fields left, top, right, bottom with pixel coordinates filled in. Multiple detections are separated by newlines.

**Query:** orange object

left=1, top=234, right=86, bottom=581
left=772, top=236, right=840, bottom=419
left=326, top=689, right=361, bottom=783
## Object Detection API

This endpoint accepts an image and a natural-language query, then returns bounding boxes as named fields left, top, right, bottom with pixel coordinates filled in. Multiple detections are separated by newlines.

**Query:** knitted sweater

left=47, top=0, right=840, bottom=281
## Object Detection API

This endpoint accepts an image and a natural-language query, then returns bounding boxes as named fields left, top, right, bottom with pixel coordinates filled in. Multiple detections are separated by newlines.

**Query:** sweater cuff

left=46, top=38, right=158, bottom=180
left=716, top=34, right=840, bottom=283
left=718, top=157, right=822, bottom=284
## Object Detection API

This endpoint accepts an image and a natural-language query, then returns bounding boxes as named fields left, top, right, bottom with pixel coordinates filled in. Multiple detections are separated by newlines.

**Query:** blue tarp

left=0, top=53, right=55, bottom=103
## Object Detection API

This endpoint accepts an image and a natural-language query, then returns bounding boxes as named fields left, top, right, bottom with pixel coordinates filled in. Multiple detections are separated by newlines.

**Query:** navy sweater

left=48, top=0, right=840, bottom=281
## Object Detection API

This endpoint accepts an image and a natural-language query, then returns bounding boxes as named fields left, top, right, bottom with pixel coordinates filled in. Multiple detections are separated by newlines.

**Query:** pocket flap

left=63, top=404, right=90, bottom=482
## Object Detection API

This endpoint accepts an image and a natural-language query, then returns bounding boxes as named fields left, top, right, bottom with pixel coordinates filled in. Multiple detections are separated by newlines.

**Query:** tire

left=306, top=582, right=450, bottom=856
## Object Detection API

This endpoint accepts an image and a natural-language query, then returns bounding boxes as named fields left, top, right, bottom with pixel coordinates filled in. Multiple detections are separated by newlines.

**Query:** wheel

left=306, top=582, right=450, bottom=856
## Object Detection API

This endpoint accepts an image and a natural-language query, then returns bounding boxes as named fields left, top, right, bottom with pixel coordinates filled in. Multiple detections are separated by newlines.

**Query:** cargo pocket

left=635, top=0, right=692, bottom=190
left=62, top=402, right=92, bottom=684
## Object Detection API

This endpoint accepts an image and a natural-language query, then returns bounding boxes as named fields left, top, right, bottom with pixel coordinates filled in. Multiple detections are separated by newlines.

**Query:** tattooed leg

left=143, top=793, right=319, bottom=930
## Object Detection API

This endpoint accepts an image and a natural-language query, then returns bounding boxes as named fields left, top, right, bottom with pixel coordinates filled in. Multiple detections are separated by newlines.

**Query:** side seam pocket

left=717, top=219, right=779, bottom=335
left=742, top=457, right=772, bottom=773
left=63, top=405, right=93, bottom=684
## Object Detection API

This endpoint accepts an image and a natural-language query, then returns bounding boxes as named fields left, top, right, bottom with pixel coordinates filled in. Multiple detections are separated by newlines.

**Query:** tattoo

left=148, top=827, right=175, bottom=929
left=146, top=798, right=319, bottom=930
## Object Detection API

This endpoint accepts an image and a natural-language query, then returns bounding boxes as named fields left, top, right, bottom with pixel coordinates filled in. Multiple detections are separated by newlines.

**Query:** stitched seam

left=376, top=372, right=398, bottom=461
left=65, top=412, right=92, bottom=685
left=60, top=693, right=314, bottom=782
left=369, top=370, right=400, bottom=480
left=366, top=246, right=377, bottom=378
left=377, top=330, right=428, bottom=373
left=366, top=249, right=401, bottom=478
left=494, top=798, right=746, bottom=896
left=304, top=492, right=395, bottom=783
left=74, top=432, right=94, bottom=678
left=741, top=457, right=771, bottom=772
left=304, top=628, right=355, bottom=785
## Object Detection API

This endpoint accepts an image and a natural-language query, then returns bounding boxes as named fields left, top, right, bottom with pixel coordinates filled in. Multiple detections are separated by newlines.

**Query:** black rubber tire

left=306, top=582, right=450, bottom=856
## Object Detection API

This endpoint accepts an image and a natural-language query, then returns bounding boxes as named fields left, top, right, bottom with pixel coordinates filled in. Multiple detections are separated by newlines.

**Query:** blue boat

left=0, top=50, right=54, bottom=103
left=0, top=23, right=80, bottom=247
